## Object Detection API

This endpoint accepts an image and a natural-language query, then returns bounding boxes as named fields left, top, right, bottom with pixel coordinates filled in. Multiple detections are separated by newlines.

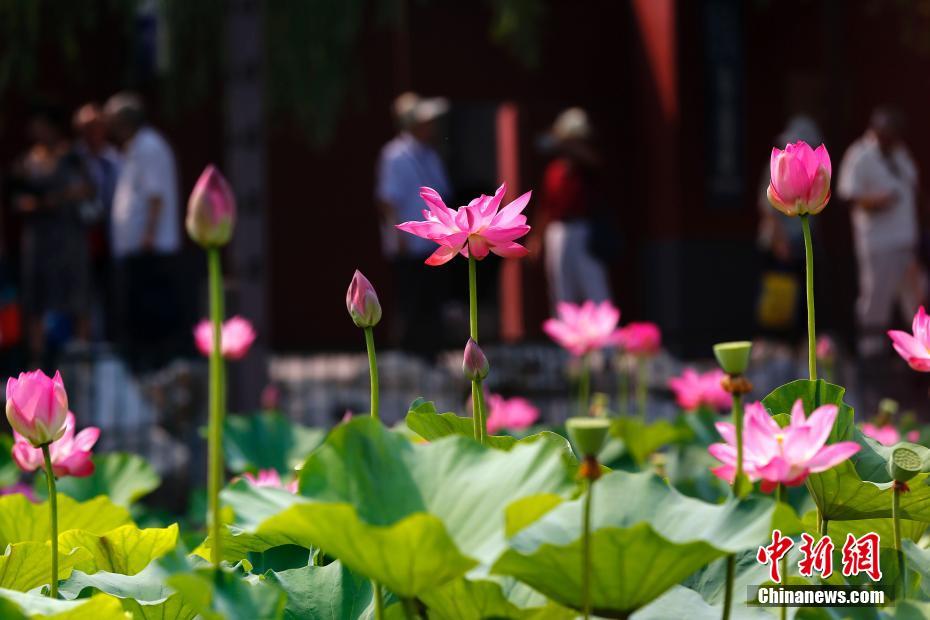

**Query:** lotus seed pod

left=566, top=417, right=610, bottom=457
left=888, top=445, right=922, bottom=483
left=713, top=341, right=752, bottom=375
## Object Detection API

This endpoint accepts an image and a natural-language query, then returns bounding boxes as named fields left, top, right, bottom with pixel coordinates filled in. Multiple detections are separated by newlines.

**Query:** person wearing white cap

left=375, top=92, right=452, bottom=352
left=532, top=107, right=611, bottom=307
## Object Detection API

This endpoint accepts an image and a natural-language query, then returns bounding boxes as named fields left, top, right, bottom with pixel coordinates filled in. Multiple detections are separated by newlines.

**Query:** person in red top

left=533, top=108, right=611, bottom=306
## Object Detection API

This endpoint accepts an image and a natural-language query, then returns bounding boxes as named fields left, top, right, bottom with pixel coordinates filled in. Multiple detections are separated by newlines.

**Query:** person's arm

left=839, top=151, right=896, bottom=211
left=141, top=195, right=163, bottom=251
left=375, top=151, right=407, bottom=254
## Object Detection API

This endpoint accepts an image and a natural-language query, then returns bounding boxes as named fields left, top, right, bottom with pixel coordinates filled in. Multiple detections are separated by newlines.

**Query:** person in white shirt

left=375, top=92, right=452, bottom=354
left=103, top=93, right=182, bottom=369
left=837, top=107, right=925, bottom=356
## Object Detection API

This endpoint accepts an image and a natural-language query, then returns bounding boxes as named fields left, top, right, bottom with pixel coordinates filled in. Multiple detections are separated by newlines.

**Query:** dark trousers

left=114, top=252, right=186, bottom=371
left=392, top=257, right=448, bottom=356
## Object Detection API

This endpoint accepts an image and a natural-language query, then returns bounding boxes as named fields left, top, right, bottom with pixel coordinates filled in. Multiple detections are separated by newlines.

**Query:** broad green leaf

left=205, top=417, right=575, bottom=597
left=168, top=567, right=286, bottom=620
left=59, top=562, right=196, bottom=620
left=632, top=584, right=772, bottom=620
left=224, top=412, right=325, bottom=474
left=806, top=465, right=930, bottom=521
left=610, top=417, right=692, bottom=465
left=420, top=576, right=575, bottom=620
left=57, top=524, right=178, bottom=575
left=761, top=380, right=855, bottom=444
left=801, top=510, right=926, bottom=548
left=0, top=495, right=131, bottom=548
left=405, top=399, right=516, bottom=449
left=492, top=470, right=801, bottom=616
left=36, top=453, right=160, bottom=507
left=0, top=588, right=126, bottom=619
left=265, top=561, right=377, bottom=620
left=0, top=543, right=92, bottom=592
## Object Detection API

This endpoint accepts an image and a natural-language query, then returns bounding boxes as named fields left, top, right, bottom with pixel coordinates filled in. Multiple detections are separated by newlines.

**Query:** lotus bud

left=566, top=417, right=610, bottom=457
left=186, top=164, right=236, bottom=248
left=346, top=270, right=382, bottom=328
left=462, top=338, right=489, bottom=382
left=6, top=370, right=69, bottom=447
left=713, top=341, right=752, bottom=376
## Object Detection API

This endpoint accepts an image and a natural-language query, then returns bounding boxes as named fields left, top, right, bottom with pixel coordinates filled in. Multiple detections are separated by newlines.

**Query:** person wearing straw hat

left=375, top=92, right=452, bottom=353
left=532, top=107, right=611, bottom=307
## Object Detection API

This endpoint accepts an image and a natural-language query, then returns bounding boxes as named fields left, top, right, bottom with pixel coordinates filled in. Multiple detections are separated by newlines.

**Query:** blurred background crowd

left=2, top=0, right=930, bottom=491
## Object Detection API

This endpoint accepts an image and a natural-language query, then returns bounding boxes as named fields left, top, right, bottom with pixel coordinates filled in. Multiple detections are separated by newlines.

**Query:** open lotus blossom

left=767, top=141, right=832, bottom=217
left=396, top=183, right=532, bottom=266
left=709, top=400, right=859, bottom=493
left=543, top=301, right=622, bottom=357
left=888, top=306, right=930, bottom=371
left=861, top=423, right=900, bottom=447
left=617, top=322, right=662, bottom=357
left=12, top=412, right=99, bottom=478
left=667, top=368, right=732, bottom=412
left=194, top=315, right=256, bottom=360
left=6, top=370, right=69, bottom=447
left=242, top=469, right=298, bottom=493
left=486, top=394, right=539, bottom=435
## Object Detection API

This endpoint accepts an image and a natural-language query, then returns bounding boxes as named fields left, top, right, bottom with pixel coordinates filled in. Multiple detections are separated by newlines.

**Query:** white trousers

left=545, top=220, right=611, bottom=307
left=856, top=245, right=923, bottom=356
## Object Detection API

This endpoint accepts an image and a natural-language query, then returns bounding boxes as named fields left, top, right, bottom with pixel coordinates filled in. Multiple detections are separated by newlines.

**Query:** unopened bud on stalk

left=186, top=165, right=236, bottom=248
left=462, top=338, right=489, bottom=381
left=346, top=270, right=382, bottom=328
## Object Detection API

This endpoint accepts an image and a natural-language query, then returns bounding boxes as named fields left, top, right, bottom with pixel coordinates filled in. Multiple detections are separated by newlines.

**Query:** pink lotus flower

left=186, top=165, right=236, bottom=248
left=816, top=335, right=835, bottom=361
left=194, top=316, right=256, bottom=361
left=12, top=412, right=99, bottom=478
left=396, top=183, right=532, bottom=266
left=861, top=423, right=900, bottom=446
left=242, top=469, right=298, bottom=493
left=767, top=141, right=832, bottom=216
left=346, top=270, right=382, bottom=328
left=0, top=483, right=37, bottom=502
left=260, top=384, right=280, bottom=412
left=908, top=430, right=921, bottom=442
left=617, top=322, right=662, bottom=357
left=6, top=370, right=69, bottom=447
left=667, top=368, right=732, bottom=412
left=543, top=301, right=622, bottom=357
left=486, top=394, right=539, bottom=435
left=888, top=306, right=930, bottom=371
left=709, top=400, right=859, bottom=493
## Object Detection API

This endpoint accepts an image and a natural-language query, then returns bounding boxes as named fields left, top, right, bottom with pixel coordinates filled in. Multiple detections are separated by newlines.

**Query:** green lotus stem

left=402, top=598, right=419, bottom=619
left=474, top=380, right=488, bottom=444
left=207, top=247, right=226, bottom=567
left=800, top=214, right=817, bottom=381
left=616, top=357, right=629, bottom=416
left=468, top=255, right=478, bottom=341
left=578, top=355, right=591, bottom=416
left=636, top=357, right=649, bottom=420
left=893, top=484, right=905, bottom=598
left=373, top=581, right=384, bottom=620
left=732, top=392, right=744, bottom=490
left=41, top=444, right=58, bottom=599
left=581, top=477, right=593, bottom=620
left=364, top=326, right=380, bottom=420
left=775, top=484, right=787, bottom=620
left=820, top=518, right=828, bottom=538
left=721, top=555, right=734, bottom=620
